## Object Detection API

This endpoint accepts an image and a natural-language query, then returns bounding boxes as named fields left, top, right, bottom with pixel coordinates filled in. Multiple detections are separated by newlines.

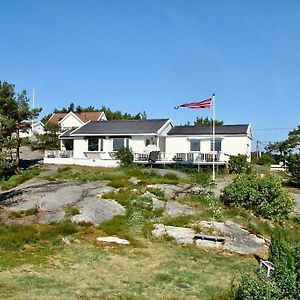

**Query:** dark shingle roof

left=168, top=124, right=250, bottom=136
left=60, top=128, right=75, bottom=138
left=71, top=119, right=170, bottom=135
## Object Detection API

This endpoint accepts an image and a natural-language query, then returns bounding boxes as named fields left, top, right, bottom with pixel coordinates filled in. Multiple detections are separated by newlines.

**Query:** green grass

left=0, top=221, right=80, bottom=252
left=10, top=207, right=39, bottom=219
left=0, top=167, right=41, bottom=191
left=44, top=165, right=186, bottom=186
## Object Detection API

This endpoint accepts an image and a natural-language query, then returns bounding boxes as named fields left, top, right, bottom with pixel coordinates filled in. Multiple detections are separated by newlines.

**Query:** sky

left=0, top=0, right=299, bottom=149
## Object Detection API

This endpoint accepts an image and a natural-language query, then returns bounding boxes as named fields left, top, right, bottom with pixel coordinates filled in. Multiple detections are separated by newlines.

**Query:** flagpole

left=212, top=93, right=215, bottom=182
left=32, top=88, right=35, bottom=135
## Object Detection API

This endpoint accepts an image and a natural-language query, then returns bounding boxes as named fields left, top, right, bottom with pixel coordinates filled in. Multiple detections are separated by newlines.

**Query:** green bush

left=221, top=174, right=295, bottom=221
left=269, top=227, right=297, bottom=298
left=115, top=147, right=134, bottom=167
left=192, top=169, right=213, bottom=187
left=256, top=153, right=276, bottom=166
left=234, top=271, right=282, bottom=300
left=228, top=154, right=251, bottom=174
left=286, top=154, right=300, bottom=187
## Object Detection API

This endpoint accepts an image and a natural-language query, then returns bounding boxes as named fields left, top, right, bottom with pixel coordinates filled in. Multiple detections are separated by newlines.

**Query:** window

left=211, top=139, right=222, bottom=152
left=88, top=138, right=99, bottom=151
left=113, top=138, right=129, bottom=151
left=190, top=139, right=200, bottom=151
left=100, top=139, right=104, bottom=151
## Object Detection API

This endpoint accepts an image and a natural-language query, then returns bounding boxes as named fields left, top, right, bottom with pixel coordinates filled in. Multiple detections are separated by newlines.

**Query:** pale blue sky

left=1, top=0, right=299, bottom=147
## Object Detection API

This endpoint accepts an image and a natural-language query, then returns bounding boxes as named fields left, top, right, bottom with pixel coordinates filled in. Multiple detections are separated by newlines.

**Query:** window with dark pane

left=190, top=139, right=200, bottom=151
left=113, top=138, right=124, bottom=151
left=210, top=139, right=222, bottom=151
left=88, top=138, right=99, bottom=151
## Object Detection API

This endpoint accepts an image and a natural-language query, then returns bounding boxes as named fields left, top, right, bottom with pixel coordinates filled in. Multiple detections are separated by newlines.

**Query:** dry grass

left=0, top=237, right=256, bottom=299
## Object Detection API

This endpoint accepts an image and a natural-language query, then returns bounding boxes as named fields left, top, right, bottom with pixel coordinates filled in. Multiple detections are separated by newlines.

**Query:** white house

left=165, top=124, right=252, bottom=163
left=44, top=119, right=172, bottom=167
left=48, top=111, right=107, bottom=131
left=44, top=119, right=252, bottom=167
left=19, top=121, right=45, bottom=138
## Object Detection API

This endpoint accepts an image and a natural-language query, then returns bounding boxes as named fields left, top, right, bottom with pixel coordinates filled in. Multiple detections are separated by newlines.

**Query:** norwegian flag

left=174, top=97, right=212, bottom=110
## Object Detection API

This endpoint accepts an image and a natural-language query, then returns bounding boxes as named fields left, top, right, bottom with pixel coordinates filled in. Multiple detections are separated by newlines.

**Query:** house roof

left=168, top=124, right=250, bottom=136
left=48, top=111, right=103, bottom=125
left=59, top=128, right=75, bottom=138
left=71, top=119, right=170, bottom=136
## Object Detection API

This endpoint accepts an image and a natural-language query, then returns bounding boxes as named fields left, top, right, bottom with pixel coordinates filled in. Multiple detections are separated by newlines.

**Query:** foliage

left=32, top=123, right=60, bottom=150
left=192, top=117, right=223, bottom=126
left=268, top=227, right=297, bottom=298
left=256, top=153, right=276, bottom=166
left=192, top=169, right=213, bottom=187
left=115, top=147, right=134, bottom=167
left=0, top=167, right=41, bottom=191
left=286, top=154, right=300, bottom=186
left=234, top=270, right=282, bottom=300
left=265, top=125, right=300, bottom=160
left=234, top=228, right=300, bottom=300
left=0, top=222, right=79, bottom=251
left=221, top=174, right=295, bottom=221
left=293, top=245, right=300, bottom=298
left=41, top=103, right=147, bottom=123
left=0, top=81, right=41, bottom=175
left=100, top=106, right=147, bottom=120
left=228, top=154, right=251, bottom=174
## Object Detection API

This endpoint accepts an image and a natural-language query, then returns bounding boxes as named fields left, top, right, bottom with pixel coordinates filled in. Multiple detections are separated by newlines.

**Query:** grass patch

left=64, top=207, right=80, bottom=217
left=146, top=187, right=165, bottom=199
left=10, top=206, right=39, bottom=219
left=0, top=167, right=41, bottom=191
left=0, top=221, right=80, bottom=251
left=102, top=188, right=138, bottom=207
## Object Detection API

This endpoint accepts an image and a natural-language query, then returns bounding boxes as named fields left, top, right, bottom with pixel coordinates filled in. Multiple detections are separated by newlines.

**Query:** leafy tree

left=286, top=154, right=300, bottom=186
left=0, top=81, right=41, bottom=173
left=99, top=106, right=145, bottom=120
left=228, top=154, right=251, bottom=174
left=33, top=123, right=60, bottom=150
left=265, top=140, right=293, bottom=157
left=193, top=117, right=223, bottom=126
left=67, top=102, right=75, bottom=112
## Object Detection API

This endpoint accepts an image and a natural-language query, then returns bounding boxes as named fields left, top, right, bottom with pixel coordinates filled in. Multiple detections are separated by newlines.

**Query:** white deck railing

left=133, top=152, right=223, bottom=163
left=44, top=150, right=73, bottom=158
left=44, top=150, right=224, bottom=164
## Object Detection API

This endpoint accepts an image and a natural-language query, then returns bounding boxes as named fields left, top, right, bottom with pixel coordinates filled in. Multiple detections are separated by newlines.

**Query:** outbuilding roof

left=71, top=119, right=170, bottom=135
left=48, top=111, right=104, bottom=125
left=168, top=124, right=250, bottom=135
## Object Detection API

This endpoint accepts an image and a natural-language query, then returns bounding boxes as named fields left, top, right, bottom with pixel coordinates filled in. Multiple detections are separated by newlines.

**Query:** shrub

left=256, top=153, right=276, bottom=166
left=234, top=271, right=282, bottom=300
left=228, top=154, right=251, bottom=174
left=286, top=154, right=300, bottom=187
left=192, top=169, right=213, bottom=187
left=115, top=147, right=134, bottom=167
left=269, top=227, right=297, bottom=298
left=221, top=174, right=295, bottom=221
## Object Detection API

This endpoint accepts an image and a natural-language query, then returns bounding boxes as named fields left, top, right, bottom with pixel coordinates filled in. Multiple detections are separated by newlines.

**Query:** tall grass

left=0, top=168, right=41, bottom=191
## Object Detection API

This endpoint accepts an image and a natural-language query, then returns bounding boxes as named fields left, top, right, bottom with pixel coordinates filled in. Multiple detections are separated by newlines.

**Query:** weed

left=65, top=207, right=80, bottom=217
left=102, top=189, right=137, bottom=207
left=142, top=221, right=154, bottom=237
left=146, top=188, right=164, bottom=199
left=162, top=173, right=178, bottom=180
